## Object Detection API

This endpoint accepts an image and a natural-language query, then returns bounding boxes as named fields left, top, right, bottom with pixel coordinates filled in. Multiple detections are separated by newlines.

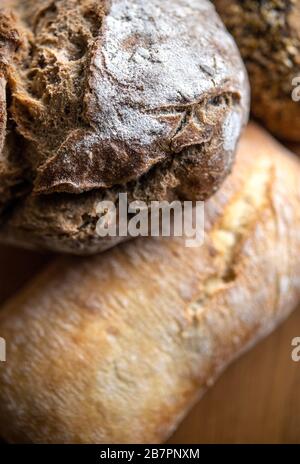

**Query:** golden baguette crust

left=0, top=124, right=300, bottom=444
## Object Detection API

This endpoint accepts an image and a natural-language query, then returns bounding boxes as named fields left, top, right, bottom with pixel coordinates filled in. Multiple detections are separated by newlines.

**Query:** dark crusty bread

left=0, top=124, right=300, bottom=444
left=213, top=0, right=300, bottom=142
left=0, top=0, right=249, bottom=254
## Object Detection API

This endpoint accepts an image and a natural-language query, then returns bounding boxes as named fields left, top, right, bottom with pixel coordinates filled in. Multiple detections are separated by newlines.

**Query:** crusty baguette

left=0, top=124, right=300, bottom=444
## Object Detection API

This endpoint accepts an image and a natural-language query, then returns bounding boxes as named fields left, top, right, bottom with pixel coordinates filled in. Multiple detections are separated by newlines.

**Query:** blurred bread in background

left=214, top=0, right=300, bottom=142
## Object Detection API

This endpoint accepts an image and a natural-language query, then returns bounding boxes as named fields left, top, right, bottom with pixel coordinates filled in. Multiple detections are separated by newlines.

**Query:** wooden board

left=1, top=244, right=300, bottom=444
left=169, top=306, right=300, bottom=444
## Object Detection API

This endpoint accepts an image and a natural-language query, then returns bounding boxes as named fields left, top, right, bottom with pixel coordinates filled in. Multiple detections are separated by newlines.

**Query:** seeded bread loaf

left=213, top=0, right=300, bottom=142
left=0, top=125, right=299, bottom=444
left=0, top=0, right=249, bottom=254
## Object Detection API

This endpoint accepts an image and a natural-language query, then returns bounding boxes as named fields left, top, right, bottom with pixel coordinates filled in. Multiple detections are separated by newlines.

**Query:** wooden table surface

left=0, top=244, right=300, bottom=444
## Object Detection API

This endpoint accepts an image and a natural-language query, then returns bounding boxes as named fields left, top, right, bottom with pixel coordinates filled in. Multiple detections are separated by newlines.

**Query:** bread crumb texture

left=0, top=0, right=249, bottom=254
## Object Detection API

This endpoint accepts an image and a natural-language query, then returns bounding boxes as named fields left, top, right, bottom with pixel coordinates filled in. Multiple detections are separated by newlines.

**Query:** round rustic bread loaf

left=213, top=0, right=300, bottom=142
left=0, top=0, right=249, bottom=254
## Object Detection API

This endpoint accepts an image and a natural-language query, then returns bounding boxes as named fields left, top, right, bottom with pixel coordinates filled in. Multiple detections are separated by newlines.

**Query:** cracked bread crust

left=0, top=14, right=27, bottom=214
left=0, top=0, right=249, bottom=254
left=213, top=0, right=300, bottom=142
